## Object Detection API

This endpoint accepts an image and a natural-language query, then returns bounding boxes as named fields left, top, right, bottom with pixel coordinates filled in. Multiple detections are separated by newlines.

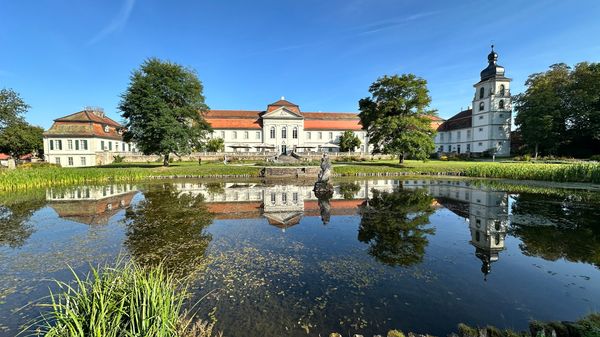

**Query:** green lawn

left=1, top=159, right=599, bottom=191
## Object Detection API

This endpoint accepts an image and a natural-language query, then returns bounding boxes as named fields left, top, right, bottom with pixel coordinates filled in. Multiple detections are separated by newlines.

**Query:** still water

left=0, top=179, right=599, bottom=336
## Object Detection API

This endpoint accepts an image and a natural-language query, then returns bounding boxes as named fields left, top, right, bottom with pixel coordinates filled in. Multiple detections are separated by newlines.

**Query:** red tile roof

left=55, top=110, right=121, bottom=127
left=0, top=153, right=10, bottom=160
left=267, top=99, right=300, bottom=113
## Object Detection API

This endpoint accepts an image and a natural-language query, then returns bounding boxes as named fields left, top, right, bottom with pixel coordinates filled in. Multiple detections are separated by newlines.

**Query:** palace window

left=307, top=132, right=311, bottom=140
left=221, top=131, right=225, bottom=138
left=244, top=131, right=249, bottom=139
left=466, top=143, right=471, bottom=152
left=282, top=127, right=287, bottom=139
left=479, top=87, right=484, bottom=99
left=467, top=130, right=471, bottom=139
left=67, top=140, right=73, bottom=150
left=101, top=141, right=105, bottom=150
left=122, top=143, right=125, bottom=151
left=50, top=140, right=54, bottom=151
left=270, top=127, right=275, bottom=139
left=55, top=157, right=61, bottom=165
left=329, top=132, right=333, bottom=140
left=478, top=142, right=483, bottom=146
left=479, top=102, right=484, bottom=111
left=256, top=132, right=261, bottom=140
left=81, top=157, right=86, bottom=166
left=479, top=128, right=483, bottom=132
left=75, top=140, right=79, bottom=150
left=457, top=131, right=461, bottom=141
left=56, top=140, right=63, bottom=150
left=498, top=100, right=504, bottom=109
left=479, top=115, right=484, bottom=120
left=233, top=131, right=238, bottom=139
left=128, top=143, right=131, bottom=151
left=499, top=84, right=505, bottom=96
left=109, top=142, right=112, bottom=151
left=292, top=127, right=298, bottom=139
left=318, top=132, right=323, bottom=140
left=68, top=157, right=74, bottom=166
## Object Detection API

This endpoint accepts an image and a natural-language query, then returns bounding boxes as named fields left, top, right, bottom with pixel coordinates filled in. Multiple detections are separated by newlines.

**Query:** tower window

left=479, top=87, right=484, bottom=99
left=499, top=84, right=505, bottom=96
left=479, top=102, right=485, bottom=111
left=498, top=100, right=504, bottom=109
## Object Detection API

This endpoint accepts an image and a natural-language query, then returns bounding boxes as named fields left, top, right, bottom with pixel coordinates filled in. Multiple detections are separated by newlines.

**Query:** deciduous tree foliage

left=514, top=62, right=600, bottom=158
left=338, top=130, right=361, bottom=152
left=119, top=58, right=212, bottom=166
left=359, top=74, right=437, bottom=163
left=0, top=88, right=28, bottom=129
left=205, top=137, right=225, bottom=152
left=0, top=121, right=44, bottom=158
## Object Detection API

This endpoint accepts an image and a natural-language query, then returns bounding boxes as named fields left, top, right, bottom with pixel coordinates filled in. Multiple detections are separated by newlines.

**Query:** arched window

left=498, top=100, right=504, bottom=109
left=282, top=127, right=287, bottom=139
left=270, top=127, right=275, bottom=139
left=479, top=87, right=484, bottom=99
left=499, top=84, right=505, bottom=96
left=292, top=127, right=298, bottom=139
left=479, top=102, right=485, bottom=111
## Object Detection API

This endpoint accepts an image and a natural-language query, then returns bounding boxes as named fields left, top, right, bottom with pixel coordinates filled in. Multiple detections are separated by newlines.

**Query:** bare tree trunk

left=534, top=143, right=539, bottom=160
left=163, top=153, right=170, bottom=166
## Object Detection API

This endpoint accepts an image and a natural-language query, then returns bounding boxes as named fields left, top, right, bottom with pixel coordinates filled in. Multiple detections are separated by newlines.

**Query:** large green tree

left=119, top=58, right=212, bottom=166
left=338, top=130, right=361, bottom=152
left=0, top=121, right=44, bottom=158
left=359, top=74, right=437, bottom=163
left=205, top=137, right=225, bottom=152
left=358, top=188, right=435, bottom=267
left=0, top=88, right=28, bottom=129
left=514, top=62, right=600, bottom=158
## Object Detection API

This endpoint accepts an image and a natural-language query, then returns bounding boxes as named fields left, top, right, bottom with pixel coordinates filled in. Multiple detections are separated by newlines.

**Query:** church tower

left=471, top=46, right=512, bottom=156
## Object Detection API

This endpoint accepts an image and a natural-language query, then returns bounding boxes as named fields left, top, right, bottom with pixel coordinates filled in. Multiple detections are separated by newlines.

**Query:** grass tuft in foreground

left=29, top=261, right=221, bottom=337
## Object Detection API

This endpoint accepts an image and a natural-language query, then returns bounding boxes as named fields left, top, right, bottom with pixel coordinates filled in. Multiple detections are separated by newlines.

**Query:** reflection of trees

left=123, top=184, right=214, bottom=276
left=358, top=188, right=435, bottom=267
left=0, top=193, right=46, bottom=248
left=338, top=182, right=361, bottom=200
left=510, top=194, right=600, bottom=267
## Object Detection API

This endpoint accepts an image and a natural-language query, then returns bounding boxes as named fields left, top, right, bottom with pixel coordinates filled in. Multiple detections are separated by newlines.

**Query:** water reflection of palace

left=46, top=184, right=138, bottom=225
left=174, top=180, right=399, bottom=230
left=402, top=179, right=509, bottom=279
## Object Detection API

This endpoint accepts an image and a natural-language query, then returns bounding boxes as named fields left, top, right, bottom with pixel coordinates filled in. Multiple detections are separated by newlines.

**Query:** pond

left=0, top=178, right=599, bottom=336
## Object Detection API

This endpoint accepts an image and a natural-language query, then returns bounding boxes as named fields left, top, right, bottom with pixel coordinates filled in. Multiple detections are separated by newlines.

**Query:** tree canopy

left=514, top=62, right=600, bottom=158
left=205, top=137, right=225, bottom=152
left=359, top=74, right=437, bottom=163
left=119, top=58, right=212, bottom=165
left=0, top=88, right=28, bottom=129
left=338, top=130, right=361, bottom=152
left=0, top=121, right=44, bottom=158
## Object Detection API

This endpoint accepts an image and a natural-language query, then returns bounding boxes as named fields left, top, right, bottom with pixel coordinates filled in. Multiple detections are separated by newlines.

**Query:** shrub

left=112, top=155, right=125, bottom=163
left=590, top=154, right=600, bottom=162
left=387, top=329, right=405, bottom=337
left=457, top=323, right=478, bottom=337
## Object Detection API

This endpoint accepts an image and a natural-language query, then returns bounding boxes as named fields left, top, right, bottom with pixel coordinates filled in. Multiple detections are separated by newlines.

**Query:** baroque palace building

left=204, top=97, right=370, bottom=154
left=434, top=46, right=512, bottom=157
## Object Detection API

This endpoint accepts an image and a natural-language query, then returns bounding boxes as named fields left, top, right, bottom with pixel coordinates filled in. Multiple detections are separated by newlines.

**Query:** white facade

left=435, top=47, right=512, bottom=157
left=206, top=99, right=370, bottom=154
left=44, top=137, right=137, bottom=167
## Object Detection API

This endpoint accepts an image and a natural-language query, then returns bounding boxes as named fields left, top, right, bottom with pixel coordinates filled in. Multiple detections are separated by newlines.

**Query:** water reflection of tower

left=402, top=180, right=508, bottom=279
left=467, top=187, right=508, bottom=280
left=261, top=185, right=306, bottom=231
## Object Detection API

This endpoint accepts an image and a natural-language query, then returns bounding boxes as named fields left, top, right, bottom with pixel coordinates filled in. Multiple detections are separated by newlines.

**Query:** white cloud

left=87, top=0, right=136, bottom=46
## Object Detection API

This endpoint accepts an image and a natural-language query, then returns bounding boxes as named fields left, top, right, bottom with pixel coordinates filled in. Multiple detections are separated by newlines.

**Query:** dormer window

left=104, top=125, right=110, bottom=133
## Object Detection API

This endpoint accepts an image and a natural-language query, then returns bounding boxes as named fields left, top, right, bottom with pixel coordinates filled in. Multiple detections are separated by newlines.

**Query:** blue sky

left=1, top=0, right=600, bottom=129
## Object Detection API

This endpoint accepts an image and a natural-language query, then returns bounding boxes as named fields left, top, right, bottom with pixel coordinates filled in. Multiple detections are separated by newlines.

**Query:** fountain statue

left=313, top=153, right=334, bottom=199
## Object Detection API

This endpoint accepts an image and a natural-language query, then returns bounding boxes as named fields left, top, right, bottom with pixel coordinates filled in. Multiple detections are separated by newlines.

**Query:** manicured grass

left=1, top=160, right=599, bottom=191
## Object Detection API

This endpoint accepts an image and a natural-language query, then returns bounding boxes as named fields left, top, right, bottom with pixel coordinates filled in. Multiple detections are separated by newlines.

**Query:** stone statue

left=313, top=153, right=333, bottom=198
